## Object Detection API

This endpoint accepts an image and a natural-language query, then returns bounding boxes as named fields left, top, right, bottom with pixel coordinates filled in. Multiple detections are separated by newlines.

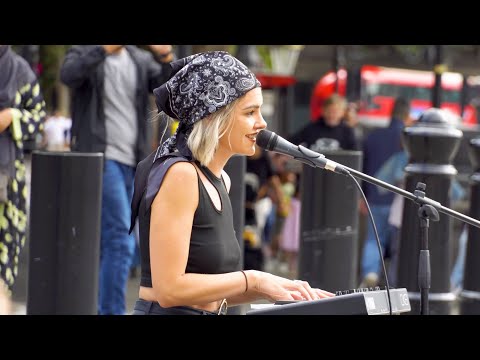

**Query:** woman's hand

left=148, top=45, right=174, bottom=62
left=103, top=45, right=124, bottom=54
left=248, top=271, right=335, bottom=302
left=0, top=108, right=13, bottom=133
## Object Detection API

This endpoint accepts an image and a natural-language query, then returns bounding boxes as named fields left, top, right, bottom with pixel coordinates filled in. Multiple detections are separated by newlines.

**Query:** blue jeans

left=132, top=299, right=218, bottom=315
left=451, top=225, right=468, bottom=290
left=130, top=221, right=141, bottom=270
left=263, top=204, right=276, bottom=245
left=361, top=204, right=395, bottom=279
left=98, top=160, right=136, bottom=315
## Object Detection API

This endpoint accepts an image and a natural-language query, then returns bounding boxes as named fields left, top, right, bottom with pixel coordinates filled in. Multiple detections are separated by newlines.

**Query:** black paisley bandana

left=153, top=51, right=261, bottom=160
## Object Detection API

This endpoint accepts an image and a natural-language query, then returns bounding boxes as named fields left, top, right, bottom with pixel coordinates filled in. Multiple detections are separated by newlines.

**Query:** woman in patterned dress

left=0, top=45, right=46, bottom=313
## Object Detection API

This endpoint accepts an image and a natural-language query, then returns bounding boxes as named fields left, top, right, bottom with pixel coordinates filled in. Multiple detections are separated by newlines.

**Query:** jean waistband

left=134, top=299, right=218, bottom=315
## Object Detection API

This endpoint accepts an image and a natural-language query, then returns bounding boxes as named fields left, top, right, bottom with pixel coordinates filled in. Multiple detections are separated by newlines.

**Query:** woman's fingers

left=289, top=290, right=304, bottom=300
left=294, top=280, right=318, bottom=300
left=289, top=278, right=336, bottom=300
left=315, top=288, right=336, bottom=298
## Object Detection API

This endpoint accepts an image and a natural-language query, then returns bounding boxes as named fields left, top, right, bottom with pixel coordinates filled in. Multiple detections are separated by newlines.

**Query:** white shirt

left=43, top=116, right=72, bottom=150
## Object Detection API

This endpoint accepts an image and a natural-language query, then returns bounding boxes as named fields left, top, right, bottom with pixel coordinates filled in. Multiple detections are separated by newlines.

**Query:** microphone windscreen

left=256, top=129, right=275, bottom=150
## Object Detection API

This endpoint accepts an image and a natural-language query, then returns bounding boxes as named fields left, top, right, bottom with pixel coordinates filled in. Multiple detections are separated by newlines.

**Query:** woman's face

left=219, top=87, right=266, bottom=156
left=323, top=102, right=345, bottom=127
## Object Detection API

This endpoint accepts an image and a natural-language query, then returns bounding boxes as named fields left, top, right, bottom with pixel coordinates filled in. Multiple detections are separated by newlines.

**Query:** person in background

left=359, top=97, right=413, bottom=288
left=60, top=44, right=174, bottom=315
left=129, top=51, right=335, bottom=315
left=264, top=153, right=297, bottom=275
left=375, top=150, right=465, bottom=288
left=243, top=144, right=286, bottom=271
left=286, top=94, right=358, bottom=280
left=0, top=45, right=46, bottom=314
left=42, top=110, right=72, bottom=151
left=343, top=101, right=359, bottom=129
left=278, top=170, right=300, bottom=278
left=450, top=224, right=468, bottom=292
left=289, top=93, right=358, bottom=152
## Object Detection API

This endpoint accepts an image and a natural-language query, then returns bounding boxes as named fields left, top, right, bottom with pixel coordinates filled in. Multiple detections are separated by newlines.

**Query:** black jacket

left=60, top=45, right=171, bottom=164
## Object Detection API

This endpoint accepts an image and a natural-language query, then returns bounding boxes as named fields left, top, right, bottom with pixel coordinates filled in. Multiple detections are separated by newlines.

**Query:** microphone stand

left=414, top=182, right=439, bottom=315
left=257, top=129, right=480, bottom=314
left=337, top=164, right=480, bottom=315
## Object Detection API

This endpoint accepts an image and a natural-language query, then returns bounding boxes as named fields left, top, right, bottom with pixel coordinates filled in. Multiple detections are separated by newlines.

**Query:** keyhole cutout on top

left=192, top=163, right=223, bottom=212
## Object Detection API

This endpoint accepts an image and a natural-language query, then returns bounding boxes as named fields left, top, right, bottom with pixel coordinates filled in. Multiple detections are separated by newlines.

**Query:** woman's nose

left=256, top=114, right=267, bottom=129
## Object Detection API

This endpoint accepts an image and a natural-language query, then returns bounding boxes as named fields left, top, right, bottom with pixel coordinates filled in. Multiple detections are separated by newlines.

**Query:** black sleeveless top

left=133, top=154, right=242, bottom=288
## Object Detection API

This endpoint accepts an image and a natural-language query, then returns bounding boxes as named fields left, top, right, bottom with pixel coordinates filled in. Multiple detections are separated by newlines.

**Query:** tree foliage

left=38, top=45, right=71, bottom=112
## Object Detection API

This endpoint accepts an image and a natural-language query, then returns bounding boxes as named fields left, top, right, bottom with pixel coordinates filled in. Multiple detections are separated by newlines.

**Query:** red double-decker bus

left=310, top=65, right=477, bottom=128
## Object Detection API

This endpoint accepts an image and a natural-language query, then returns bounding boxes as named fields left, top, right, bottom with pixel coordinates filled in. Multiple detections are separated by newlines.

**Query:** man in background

left=359, top=97, right=413, bottom=288
left=60, top=45, right=174, bottom=315
left=289, top=93, right=358, bottom=152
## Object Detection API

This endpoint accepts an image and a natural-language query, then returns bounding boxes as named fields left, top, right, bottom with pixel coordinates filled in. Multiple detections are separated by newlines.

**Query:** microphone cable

left=347, top=173, right=393, bottom=316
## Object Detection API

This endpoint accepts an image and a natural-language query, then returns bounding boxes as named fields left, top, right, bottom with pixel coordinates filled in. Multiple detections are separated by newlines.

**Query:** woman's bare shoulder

left=153, top=161, right=198, bottom=208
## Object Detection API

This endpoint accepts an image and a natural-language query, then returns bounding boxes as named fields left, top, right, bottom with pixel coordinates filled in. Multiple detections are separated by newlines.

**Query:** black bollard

left=224, top=155, right=246, bottom=260
left=224, top=154, right=246, bottom=314
left=298, top=150, right=362, bottom=292
left=397, top=109, right=462, bottom=315
left=459, top=138, right=480, bottom=314
left=27, top=151, right=103, bottom=315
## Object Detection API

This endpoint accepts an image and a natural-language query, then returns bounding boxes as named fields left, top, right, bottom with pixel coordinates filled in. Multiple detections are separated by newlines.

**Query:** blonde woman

left=130, top=51, right=334, bottom=315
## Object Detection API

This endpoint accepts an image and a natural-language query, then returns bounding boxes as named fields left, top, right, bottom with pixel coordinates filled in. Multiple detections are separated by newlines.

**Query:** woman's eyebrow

left=241, top=104, right=260, bottom=111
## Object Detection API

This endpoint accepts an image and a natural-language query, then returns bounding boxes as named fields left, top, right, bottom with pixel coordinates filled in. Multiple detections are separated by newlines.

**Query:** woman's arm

left=8, top=79, right=46, bottom=142
left=60, top=45, right=110, bottom=89
left=150, top=162, right=333, bottom=308
left=150, top=162, right=251, bottom=307
left=146, top=45, right=175, bottom=92
left=0, top=109, right=12, bottom=133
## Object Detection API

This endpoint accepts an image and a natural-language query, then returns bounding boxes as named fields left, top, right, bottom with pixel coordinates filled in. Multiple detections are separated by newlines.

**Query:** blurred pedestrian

left=42, top=110, right=71, bottom=151
left=243, top=144, right=287, bottom=271
left=60, top=45, right=174, bottom=315
left=359, top=97, right=412, bottom=288
left=375, top=150, right=465, bottom=288
left=0, top=45, right=46, bottom=313
left=343, top=101, right=359, bottom=129
left=289, top=93, right=358, bottom=152
left=278, top=170, right=300, bottom=278
left=129, top=51, right=334, bottom=315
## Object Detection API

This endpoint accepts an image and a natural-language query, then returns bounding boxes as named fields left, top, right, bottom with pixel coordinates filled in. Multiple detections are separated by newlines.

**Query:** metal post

left=224, top=155, right=246, bottom=315
left=432, top=45, right=444, bottom=108
left=236, top=45, right=252, bottom=67
left=298, top=150, right=362, bottom=292
left=224, top=155, right=246, bottom=256
left=27, top=151, right=103, bottom=314
left=460, top=74, right=468, bottom=120
left=333, top=45, right=339, bottom=93
left=276, top=86, right=295, bottom=138
left=176, top=45, right=192, bottom=59
left=397, top=108, right=462, bottom=314
left=459, top=138, right=480, bottom=314
left=332, top=45, right=345, bottom=94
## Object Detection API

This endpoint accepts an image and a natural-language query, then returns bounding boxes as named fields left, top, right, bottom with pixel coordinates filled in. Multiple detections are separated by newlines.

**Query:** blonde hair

left=324, top=93, right=347, bottom=110
left=187, top=99, right=239, bottom=166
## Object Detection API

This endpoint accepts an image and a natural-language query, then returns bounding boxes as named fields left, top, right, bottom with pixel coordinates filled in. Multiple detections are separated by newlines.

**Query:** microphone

left=256, top=129, right=350, bottom=176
